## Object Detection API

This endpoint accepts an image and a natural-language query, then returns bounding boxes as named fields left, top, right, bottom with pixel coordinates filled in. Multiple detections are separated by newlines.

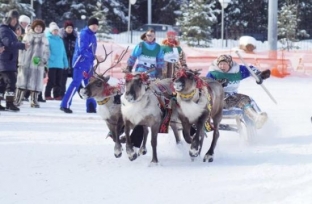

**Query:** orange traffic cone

left=271, top=67, right=285, bottom=78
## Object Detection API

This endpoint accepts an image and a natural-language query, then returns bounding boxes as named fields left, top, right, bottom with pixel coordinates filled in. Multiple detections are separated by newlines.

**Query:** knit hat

left=19, top=15, right=30, bottom=24
left=49, top=23, right=59, bottom=32
left=167, top=31, right=177, bottom=37
left=87, top=17, right=99, bottom=26
left=63, top=20, right=74, bottom=29
left=217, top=55, right=233, bottom=67
left=31, top=19, right=45, bottom=32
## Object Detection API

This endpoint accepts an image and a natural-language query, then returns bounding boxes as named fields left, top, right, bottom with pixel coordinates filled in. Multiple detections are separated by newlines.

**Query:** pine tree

left=152, top=0, right=181, bottom=25
left=0, top=0, right=34, bottom=19
left=177, top=0, right=218, bottom=47
left=90, top=1, right=111, bottom=40
left=278, top=2, right=308, bottom=50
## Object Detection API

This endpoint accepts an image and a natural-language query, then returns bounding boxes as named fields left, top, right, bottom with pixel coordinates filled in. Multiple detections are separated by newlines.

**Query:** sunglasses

left=146, top=34, right=155, bottom=37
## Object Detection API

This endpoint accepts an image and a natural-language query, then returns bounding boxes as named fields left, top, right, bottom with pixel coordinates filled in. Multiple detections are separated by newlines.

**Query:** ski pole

left=235, top=50, right=277, bottom=104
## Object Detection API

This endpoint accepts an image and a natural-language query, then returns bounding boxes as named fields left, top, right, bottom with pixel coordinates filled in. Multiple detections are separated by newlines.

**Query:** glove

left=216, top=78, right=228, bottom=87
left=260, top=69, right=271, bottom=79
left=126, top=65, right=133, bottom=72
left=256, top=69, right=271, bottom=85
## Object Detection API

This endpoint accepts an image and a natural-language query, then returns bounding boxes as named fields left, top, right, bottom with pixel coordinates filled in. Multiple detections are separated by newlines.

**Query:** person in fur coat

left=161, top=31, right=187, bottom=78
left=15, top=19, right=50, bottom=108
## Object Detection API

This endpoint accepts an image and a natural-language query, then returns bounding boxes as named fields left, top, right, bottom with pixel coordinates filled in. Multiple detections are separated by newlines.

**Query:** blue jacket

left=46, top=31, right=68, bottom=69
left=72, top=26, right=97, bottom=70
left=0, top=24, right=26, bottom=72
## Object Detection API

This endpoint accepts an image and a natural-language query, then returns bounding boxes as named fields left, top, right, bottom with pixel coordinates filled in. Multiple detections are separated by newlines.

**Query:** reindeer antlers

left=102, top=46, right=129, bottom=76
left=92, top=45, right=129, bottom=77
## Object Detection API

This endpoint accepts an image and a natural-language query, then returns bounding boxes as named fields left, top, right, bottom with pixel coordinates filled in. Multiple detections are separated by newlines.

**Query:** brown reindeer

left=173, top=68, right=224, bottom=162
left=80, top=46, right=129, bottom=158
left=120, top=71, right=181, bottom=164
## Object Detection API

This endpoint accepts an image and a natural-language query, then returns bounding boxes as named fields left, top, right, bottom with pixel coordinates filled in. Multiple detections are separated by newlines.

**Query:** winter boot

left=243, top=105, right=268, bottom=129
left=30, top=91, right=40, bottom=108
left=0, top=93, right=5, bottom=111
left=6, top=93, right=20, bottom=112
left=38, top=92, right=46, bottom=102
left=14, top=88, right=25, bottom=106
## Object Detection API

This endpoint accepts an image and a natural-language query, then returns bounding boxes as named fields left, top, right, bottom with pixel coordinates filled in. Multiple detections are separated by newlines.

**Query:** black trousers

left=45, top=68, right=63, bottom=98
left=0, top=71, right=17, bottom=94
left=60, top=69, right=69, bottom=97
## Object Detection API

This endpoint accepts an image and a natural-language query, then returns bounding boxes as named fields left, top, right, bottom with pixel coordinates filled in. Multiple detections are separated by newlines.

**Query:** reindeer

left=173, top=68, right=224, bottom=162
left=120, top=70, right=181, bottom=164
left=80, top=45, right=129, bottom=158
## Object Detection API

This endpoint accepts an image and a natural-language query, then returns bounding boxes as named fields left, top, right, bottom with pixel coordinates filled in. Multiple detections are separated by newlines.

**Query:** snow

left=1, top=58, right=312, bottom=203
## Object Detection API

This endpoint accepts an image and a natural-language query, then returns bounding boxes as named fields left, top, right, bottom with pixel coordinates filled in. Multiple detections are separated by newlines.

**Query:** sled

left=219, top=108, right=258, bottom=142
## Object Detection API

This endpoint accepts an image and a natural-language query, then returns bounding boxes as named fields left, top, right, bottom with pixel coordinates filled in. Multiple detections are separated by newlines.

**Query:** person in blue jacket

left=60, top=17, right=101, bottom=113
left=44, top=23, right=68, bottom=100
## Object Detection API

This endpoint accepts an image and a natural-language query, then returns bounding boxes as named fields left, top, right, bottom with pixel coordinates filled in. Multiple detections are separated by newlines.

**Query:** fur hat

left=49, top=23, right=59, bottom=32
left=3, top=9, right=19, bottom=25
left=87, top=17, right=99, bottom=26
left=19, top=15, right=30, bottom=24
left=63, top=20, right=74, bottom=29
left=217, top=55, right=233, bottom=67
left=31, top=19, right=45, bottom=32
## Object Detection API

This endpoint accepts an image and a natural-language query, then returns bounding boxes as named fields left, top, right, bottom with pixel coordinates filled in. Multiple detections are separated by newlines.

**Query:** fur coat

left=16, top=29, right=49, bottom=92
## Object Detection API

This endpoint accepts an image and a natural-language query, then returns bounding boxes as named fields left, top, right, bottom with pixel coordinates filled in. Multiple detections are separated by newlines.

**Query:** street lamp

left=218, top=0, right=231, bottom=48
left=128, top=0, right=137, bottom=43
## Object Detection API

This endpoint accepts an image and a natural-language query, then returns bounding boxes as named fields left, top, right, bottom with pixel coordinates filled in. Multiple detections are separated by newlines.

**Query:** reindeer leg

left=190, top=115, right=207, bottom=158
left=204, top=112, right=222, bottom=162
left=150, top=123, right=160, bottom=164
left=170, top=122, right=181, bottom=144
left=124, top=120, right=137, bottom=161
left=113, top=121, right=123, bottom=158
left=139, top=126, right=149, bottom=156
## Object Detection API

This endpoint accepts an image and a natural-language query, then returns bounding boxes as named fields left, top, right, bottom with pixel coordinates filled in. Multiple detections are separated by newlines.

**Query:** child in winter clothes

left=45, top=23, right=68, bottom=100
left=15, top=19, right=50, bottom=108
left=206, top=55, right=271, bottom=129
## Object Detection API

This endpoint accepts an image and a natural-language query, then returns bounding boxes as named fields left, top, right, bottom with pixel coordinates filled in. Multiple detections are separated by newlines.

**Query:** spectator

left=15, top=19, right=49, bottom=108
left=59, top=20, right=77, bottom=98
left=44, top=22, right=68, bottom=100
left=18, top=15, right=31, bottom=35
left=0, top=9, right=30, bottom=112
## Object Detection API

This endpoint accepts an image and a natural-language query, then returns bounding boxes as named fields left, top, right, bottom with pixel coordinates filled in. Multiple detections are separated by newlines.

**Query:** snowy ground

left=1, top=75, right=312, bottom=204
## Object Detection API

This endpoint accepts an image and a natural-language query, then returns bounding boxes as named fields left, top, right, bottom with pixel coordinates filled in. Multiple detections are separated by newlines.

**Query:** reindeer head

left=123, top=71, right=151, bottom=103
left=80, top=45, right=129, bottom=100
left=173, top=68, right=204, bottom=93
left=80, top=75, right=112, bottom=99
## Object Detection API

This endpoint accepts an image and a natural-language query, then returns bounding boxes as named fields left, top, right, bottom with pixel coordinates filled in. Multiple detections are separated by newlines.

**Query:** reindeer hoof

left=128, top=152, right=138, bottom=161
left=189, top=148, right=199, bottom=157
left=119, top=135, right=126, bottom=143
left=203, top=154, right=214, bottom=162
left=114, top=152, right=122, bottom=158
left=139, top=148, right=147, bottom=155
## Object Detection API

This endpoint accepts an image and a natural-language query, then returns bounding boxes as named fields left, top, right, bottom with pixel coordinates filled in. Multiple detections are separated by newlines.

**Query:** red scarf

left=162, top=39, right=179, bottom=47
